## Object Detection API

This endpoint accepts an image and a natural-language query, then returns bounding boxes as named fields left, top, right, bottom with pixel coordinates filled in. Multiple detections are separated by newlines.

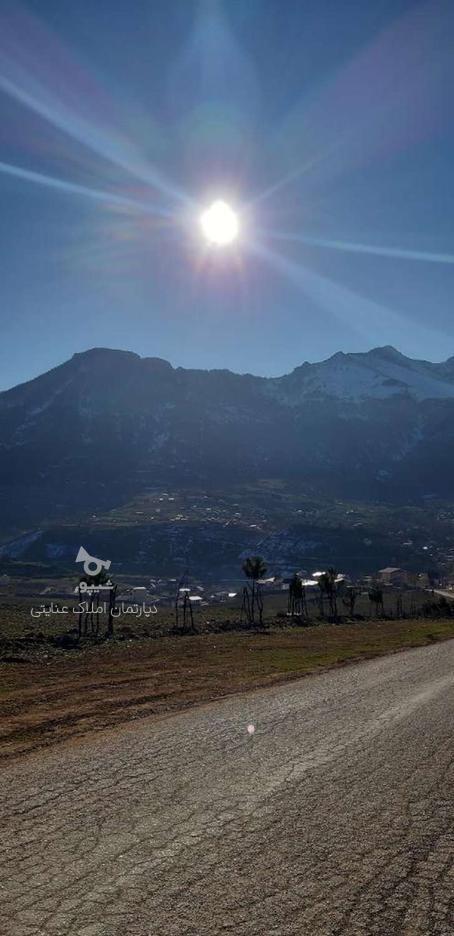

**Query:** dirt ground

left=1, top=617, right=454, bottom=763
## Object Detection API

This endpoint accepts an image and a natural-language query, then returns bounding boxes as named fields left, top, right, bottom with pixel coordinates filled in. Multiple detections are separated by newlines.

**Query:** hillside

left=1, top=346, right=454, bottom=576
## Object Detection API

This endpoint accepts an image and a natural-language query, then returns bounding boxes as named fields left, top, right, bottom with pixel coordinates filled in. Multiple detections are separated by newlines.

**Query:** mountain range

left=0, top=345, right=453, bottom=576
left=2, top=344, right=454, bottom=518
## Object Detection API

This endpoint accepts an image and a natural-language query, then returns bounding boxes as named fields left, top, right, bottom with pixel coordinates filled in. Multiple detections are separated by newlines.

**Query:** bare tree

left=107, top=583, right=118, bottom=637
left=174, top=572, right=189, bottom=630
left=319, top=568, right=339, bottom=619
left=342, top=585, right=359, bottom=618
left=182, top=592, right=194, bottom=632
left=368, top=584, right=384, bottom=618
left=77, top=567, right=116, bottom=638
left=288, top=573, right=306, bottom=618
left=241, top=556, right=267, bottom=627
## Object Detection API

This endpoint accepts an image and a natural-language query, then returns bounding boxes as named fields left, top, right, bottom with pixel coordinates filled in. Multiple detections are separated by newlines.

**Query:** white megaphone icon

left=76, top=546, right=111, bottom=578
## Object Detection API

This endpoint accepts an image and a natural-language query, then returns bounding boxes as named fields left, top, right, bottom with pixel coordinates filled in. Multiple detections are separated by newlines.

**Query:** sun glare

left=200, top=200, right=239, bottom=246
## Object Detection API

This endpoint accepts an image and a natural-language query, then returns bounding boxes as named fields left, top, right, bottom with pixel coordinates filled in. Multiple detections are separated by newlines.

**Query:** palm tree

left=241, top=556, right=267, bottom=627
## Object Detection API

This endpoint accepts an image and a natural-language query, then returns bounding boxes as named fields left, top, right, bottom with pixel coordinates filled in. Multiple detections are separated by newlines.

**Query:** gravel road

left=1, top=641, right=453, bottom=936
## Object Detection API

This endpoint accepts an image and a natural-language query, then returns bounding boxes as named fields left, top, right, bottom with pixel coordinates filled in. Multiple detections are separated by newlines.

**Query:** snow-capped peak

left=284, top=347, right=454, bottom=402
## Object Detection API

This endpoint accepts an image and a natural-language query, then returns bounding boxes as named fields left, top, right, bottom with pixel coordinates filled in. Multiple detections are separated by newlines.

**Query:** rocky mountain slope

left=1, top=345, right=454, bottom=534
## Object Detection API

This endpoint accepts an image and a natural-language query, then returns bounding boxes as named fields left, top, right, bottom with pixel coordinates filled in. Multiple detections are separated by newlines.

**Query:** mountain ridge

left=1, top=344, right=454, bottom=535
left=5, top=343, right=454, bottom=399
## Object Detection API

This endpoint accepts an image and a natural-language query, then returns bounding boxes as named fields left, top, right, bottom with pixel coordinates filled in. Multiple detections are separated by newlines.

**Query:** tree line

left=73, top=555, right=448, bottom=640
left=240, top=557, right=403, bottom=627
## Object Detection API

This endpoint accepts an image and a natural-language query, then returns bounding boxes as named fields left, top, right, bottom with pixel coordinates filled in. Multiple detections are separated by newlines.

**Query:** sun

left=200, top=200, right=239, bottom=246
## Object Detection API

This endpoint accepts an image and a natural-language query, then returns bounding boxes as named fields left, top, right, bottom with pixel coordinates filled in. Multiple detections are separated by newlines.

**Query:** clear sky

left=1, top=0, right=454, bottom=389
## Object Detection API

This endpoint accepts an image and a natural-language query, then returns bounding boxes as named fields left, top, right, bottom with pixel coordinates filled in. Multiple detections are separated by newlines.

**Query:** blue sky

left=1, top=0, right=454, bottom=389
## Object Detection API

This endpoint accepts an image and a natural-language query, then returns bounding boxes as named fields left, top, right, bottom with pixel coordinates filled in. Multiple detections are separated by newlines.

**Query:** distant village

left=1, top=562, right=450, bottom=609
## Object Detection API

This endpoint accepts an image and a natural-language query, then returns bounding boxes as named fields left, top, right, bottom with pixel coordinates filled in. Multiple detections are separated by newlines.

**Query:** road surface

left=1, top=641, right=453, bottom=936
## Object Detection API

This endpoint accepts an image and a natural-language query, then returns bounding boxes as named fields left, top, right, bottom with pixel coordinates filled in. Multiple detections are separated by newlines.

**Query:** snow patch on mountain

left=274, top=347, right=454, bottom=402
